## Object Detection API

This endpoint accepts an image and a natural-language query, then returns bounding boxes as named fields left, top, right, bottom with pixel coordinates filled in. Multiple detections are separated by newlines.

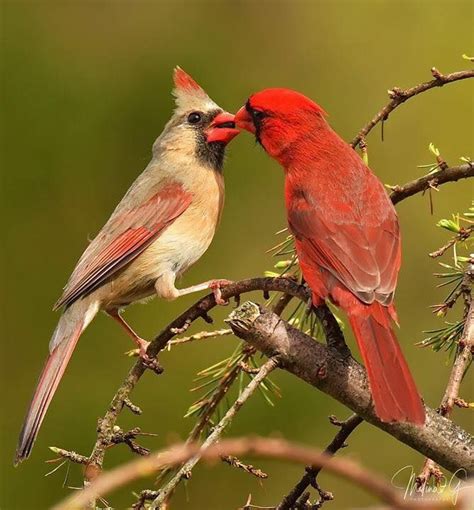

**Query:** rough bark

left=227, top=302, right=474, bottom=475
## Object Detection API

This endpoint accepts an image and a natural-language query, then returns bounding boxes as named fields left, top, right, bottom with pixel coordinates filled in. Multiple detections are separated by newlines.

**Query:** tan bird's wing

left=54, top=182, right=192, bottom=310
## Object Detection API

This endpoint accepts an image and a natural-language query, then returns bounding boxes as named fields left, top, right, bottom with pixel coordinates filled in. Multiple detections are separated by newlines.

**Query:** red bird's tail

left=15, top=301, right=95, bottom=464
left=348, top=302, right=425, bottom=425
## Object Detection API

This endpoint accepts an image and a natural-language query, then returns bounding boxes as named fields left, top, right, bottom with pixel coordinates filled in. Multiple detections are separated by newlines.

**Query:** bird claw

left=209, top=279, right=233, bottom=305
left=125, top=340, right=162, bottom=373
left=137, top=341, right=164, bottom=374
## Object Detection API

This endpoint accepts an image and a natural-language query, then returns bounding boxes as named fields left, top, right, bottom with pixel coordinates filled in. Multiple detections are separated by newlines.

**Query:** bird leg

left=107, top=310, right=150, bottom=359
left=178, top=279, right=233, bottom=305
left=155, top=272, right=233, bottom=305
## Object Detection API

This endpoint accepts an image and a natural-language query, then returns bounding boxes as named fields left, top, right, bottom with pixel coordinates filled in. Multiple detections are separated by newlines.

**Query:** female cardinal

left=15, top=68, right=240, bottom=464
left=235, top=89, right=425, bottom=425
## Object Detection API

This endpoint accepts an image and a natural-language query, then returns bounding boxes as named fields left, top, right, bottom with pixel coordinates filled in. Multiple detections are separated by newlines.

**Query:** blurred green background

left=1, top=1, right=473, bottom=508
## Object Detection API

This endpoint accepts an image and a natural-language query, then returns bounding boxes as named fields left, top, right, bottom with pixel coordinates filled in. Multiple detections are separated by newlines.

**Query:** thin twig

left=150, top=358, right=280, bottom=509
left=221, top=455, right=268, bottom=479
left=49, top=447, right=89, bottom=465
left=429, top=225, right=474, bottom=258
left=132, top=489, right=160, bottom=510
left=188, top=344, right=256, bottom=441
left=53, top=436, right=456, bottom=510
left=276, top=414, right=363, bottom=510
left=168, top=328, right=232, bottom=347
left=389, top=163, right=474, bottom=205
left=351, top=67, right=474, bottom=148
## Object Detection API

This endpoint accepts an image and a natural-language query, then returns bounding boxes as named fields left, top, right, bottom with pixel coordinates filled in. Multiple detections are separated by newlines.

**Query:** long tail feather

left=15, top=301, right=96, bottom=464
left=349, top=303, right=425, bottom=425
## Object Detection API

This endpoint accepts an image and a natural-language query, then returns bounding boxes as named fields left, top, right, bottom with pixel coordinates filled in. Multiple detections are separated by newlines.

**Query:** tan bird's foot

left=135, top=337, right=151, bottom=359
left=124, top=338, right=150, bottom=360
left=209, top=279, right=233, bottom=305
left=108, top=309, right=162, bottom=373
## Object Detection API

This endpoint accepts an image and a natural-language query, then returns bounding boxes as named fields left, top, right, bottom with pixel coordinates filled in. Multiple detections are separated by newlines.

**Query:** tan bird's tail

left=15, top=301, right=96, bottom=464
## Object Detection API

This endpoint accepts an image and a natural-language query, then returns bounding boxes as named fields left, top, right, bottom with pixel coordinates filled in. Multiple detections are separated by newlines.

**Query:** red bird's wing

left=287, top=177, right=401, bottom=305
left=54, top=182, right=193, bottom=309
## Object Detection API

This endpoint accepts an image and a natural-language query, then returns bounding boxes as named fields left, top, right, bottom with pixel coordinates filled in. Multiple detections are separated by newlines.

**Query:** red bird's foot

left=209, top=279, right=233, bottom=305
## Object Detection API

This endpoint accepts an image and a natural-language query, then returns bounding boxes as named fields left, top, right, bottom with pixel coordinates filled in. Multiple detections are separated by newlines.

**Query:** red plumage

left=235, top=88, right=425, bottom=424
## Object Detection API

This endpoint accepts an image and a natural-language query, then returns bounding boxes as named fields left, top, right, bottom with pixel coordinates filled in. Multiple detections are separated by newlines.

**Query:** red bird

left=235, top=88, right=425, bottom=425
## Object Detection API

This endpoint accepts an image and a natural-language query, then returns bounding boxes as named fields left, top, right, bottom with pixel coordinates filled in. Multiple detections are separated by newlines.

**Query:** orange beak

left=234, top=106, right=255, bottom=134
left=206, top=112, right=240, bottom=144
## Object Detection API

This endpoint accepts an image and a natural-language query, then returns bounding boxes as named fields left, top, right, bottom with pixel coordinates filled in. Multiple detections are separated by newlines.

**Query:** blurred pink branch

left=52, top=436, right=462, bottom=510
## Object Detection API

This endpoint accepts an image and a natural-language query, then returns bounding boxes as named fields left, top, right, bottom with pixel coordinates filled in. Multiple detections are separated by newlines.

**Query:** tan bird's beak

left=206, top=112, right=240, bottom=144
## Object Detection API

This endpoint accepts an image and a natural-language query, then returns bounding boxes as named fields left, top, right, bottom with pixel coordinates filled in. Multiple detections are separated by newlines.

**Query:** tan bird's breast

left=151, top=168, right=225, bottom=277
left=99, top=167, right=225, bottom=308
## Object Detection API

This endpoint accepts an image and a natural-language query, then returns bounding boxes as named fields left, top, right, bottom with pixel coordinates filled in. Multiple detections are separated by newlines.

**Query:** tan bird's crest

left=172, top=66, right=219, bottom=113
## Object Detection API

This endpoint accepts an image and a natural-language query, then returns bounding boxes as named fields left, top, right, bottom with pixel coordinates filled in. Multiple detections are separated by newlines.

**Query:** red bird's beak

left=234, top=106, right=255, bottom=134
left=206, top=112, right=240, bottom=144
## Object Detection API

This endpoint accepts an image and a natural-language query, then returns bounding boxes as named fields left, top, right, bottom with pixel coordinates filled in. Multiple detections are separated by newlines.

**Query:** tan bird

left=15, top=67, right=240, bottom=464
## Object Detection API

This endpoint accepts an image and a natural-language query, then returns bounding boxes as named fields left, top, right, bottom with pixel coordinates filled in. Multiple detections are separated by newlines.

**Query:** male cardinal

left=235, top=89, right=425, bottom=425
left=15, top=68, right=240, bottom=464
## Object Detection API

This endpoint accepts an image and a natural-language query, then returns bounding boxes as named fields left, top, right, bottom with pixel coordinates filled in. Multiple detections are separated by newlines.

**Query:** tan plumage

left=16, top=67, right=239, bottom=464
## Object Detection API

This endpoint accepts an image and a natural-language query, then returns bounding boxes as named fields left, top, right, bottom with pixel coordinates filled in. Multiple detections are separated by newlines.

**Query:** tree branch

left=226, top=302, right=473, bottom=475
left=149, top=357, right=279, bottom=508
left=276, top=413, right=363, bottom=509
left=53, top=436, right=457, bottom=510
left=351, top=67, right=474, bottom=148
left=417, top=264, right=473, bottom=489
left=389, top=163, right=474, bottom=205
left=85, top=278, right=310, bottom=479
left=168, top=328, right=232, bottom=347
left=439, top=282, right=474, bottom=417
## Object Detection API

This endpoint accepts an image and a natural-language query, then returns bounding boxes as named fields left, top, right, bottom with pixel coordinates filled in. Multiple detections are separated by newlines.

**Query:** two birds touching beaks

left=15, top=67, right=425, bottom=465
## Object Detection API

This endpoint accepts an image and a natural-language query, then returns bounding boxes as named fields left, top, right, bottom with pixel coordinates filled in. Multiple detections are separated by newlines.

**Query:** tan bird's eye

left=187, top=112, right=202, bottom=124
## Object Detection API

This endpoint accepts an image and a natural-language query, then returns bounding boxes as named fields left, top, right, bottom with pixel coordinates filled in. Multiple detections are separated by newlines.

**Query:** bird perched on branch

left=235, top=88, right=425, bottom=425
left=15, top=67, right=240, bottom=464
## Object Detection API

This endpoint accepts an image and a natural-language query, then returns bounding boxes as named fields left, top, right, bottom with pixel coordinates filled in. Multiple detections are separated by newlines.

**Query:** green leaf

left=436, top=219, right=461, bottom=233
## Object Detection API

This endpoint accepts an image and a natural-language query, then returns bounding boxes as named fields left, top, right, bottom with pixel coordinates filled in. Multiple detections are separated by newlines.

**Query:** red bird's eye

left=252, top=109, right=266, bottom=121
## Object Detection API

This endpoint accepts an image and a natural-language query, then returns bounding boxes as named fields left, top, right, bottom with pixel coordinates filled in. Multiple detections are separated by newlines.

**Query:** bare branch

left=389, top=163, right=474, bottom=205
left=276, top=414, right=363, bottom=509
left=49, top=447, right=89, bottom=465
left=351, top=67, right=474, bottom=148
left=221, top=455, right=268, bottom=479
left=429, top=225, right=474, bottom=259
left=168, top=328, right=232, bottom=347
